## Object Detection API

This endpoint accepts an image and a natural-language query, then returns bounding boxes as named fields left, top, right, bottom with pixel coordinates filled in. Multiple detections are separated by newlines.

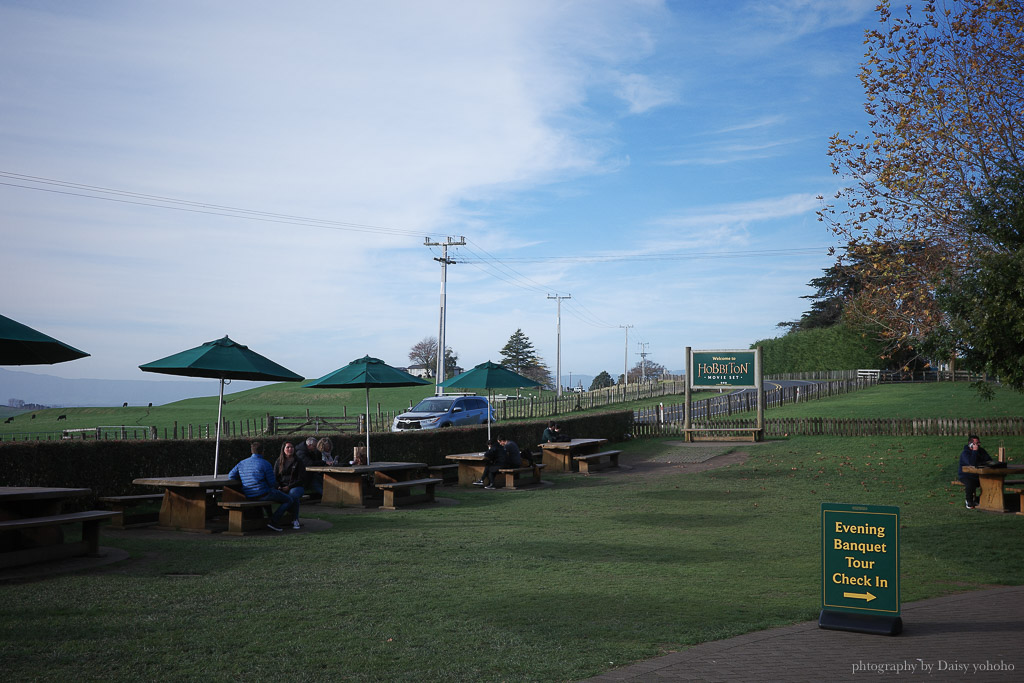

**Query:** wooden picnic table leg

left=541, top=449, right=569, bottom=473
left=457, top=462, right=486, bottom=486
left=976, top=474, right=1007, bottom=512
left=321, top=473, right=365, bottom=506
left=159, top=487, right=213, bottom=533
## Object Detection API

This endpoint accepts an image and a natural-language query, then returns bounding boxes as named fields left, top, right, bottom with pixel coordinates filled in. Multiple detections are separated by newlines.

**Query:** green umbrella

left=304, top=355, right=430, bottom=464
left=0, top=313, right=89, bottom=365
left=439, top=360, right=540, bottom=440
left=140, top=336, right=303, bottom=474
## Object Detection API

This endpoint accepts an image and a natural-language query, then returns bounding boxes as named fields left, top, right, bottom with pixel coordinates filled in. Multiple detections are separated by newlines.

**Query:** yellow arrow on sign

left=843, top=591, right=876, bottom=602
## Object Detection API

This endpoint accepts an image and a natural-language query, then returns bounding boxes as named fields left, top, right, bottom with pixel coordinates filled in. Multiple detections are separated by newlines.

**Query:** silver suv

left=392, top=395, right=494, bottom=431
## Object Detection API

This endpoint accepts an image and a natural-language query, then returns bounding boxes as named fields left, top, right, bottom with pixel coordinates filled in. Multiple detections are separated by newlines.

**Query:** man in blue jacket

left=228, top=441, right=294, bottom=531
left=957, top=435, right=993, bottom=509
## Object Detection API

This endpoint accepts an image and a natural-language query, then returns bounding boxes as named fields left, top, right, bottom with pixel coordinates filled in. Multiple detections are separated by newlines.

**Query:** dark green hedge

left=0, top=410, right=633, bottom=501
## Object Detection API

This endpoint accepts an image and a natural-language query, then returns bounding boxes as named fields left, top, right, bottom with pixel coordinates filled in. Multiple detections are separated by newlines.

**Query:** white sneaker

left=292, top=519, right=302, bottom=529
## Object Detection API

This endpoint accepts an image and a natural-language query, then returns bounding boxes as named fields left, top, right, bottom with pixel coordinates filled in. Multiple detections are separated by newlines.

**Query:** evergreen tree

left=589, top=371, right=614, bottom=390
left=499, top=329, right=553, bottom=388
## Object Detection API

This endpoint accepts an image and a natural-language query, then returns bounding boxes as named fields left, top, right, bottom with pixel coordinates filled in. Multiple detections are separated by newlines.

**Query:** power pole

left=637, top=342, right=650, bottom=383
left=425, top=236, right=465, bottom=395
left=547, top=293, right=571, bottom=397
left=619, top=324, right=632, bottom=388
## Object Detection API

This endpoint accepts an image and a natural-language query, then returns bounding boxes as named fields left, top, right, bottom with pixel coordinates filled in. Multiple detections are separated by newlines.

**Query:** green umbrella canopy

left=140, top=336, right=303, bottom=475
left=304, top=355, right=431, bottom=389
left=0, top=313, right=89, bottom=366
left=139, top=335, right=303, bottom=382
left=304, top=356, right=429, bottom=464
left=438, top=360, right=540, bottom=391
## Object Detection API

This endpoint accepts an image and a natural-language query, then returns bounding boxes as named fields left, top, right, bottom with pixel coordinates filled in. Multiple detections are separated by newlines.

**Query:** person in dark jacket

left=957, top=434, right=993, bottom=509
left=498, top=436, right=522, bottom=469
left=274, top=441, right=307, bottom=529
left=296, top=436, right=324, bottom=496
left=473, top=439, right=507, bottom=489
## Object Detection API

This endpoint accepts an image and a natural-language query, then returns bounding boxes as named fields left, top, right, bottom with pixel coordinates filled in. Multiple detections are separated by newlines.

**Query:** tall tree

left=627, top=359, right=666, bottom=383
left=499, top=329, right=553, bottom=388
left=407, top=336, right=458, bottom=378
left=932, top=166, right=1024, bottom=394
left=589, top=371, right=615, bottom=390
left=818, top=0, right=1024, bottom=352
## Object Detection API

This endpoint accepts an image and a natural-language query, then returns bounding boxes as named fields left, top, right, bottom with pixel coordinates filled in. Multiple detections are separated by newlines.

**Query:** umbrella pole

left=487, top=390, right=492, bottom=441
left=214, top=378, right=225, bottom=475
left=364, top=387, right=372, bottom=465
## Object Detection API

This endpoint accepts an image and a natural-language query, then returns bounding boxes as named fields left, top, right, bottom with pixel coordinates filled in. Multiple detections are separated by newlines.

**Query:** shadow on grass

left=514, top=538, right=747, bottom=565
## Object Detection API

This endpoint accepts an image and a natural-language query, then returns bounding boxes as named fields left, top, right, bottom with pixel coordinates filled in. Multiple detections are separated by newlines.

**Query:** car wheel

left=441, top=422, right=452, bottom=428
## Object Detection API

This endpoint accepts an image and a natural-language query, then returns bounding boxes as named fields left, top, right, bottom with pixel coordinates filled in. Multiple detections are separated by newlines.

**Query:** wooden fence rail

left=632, top=416, right=1024, bottom=438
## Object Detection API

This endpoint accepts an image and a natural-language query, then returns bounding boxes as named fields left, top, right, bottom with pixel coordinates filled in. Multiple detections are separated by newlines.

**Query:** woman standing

left=274, top=441, right=307, bottom=529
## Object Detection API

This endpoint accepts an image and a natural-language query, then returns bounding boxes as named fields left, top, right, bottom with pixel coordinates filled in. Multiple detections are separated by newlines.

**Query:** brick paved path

left=584, top=585, right=1023, bottom=682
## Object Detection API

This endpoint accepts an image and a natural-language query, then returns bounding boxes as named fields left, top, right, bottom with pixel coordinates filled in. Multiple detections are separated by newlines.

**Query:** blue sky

left=1, top=0, right=876, bottom=385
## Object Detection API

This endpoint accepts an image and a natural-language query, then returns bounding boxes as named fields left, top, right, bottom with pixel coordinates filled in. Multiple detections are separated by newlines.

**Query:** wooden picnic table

left=306, top=462, right=428, bottom=507
left=445, top=452, right=488, bottom=486
left=962, top=464, right=1024, bottom=513
left=0, top=486, right=115, bottom=569
left=132, top=475, right=243, bottom=532
left=539, top=438, right=608, bottom=473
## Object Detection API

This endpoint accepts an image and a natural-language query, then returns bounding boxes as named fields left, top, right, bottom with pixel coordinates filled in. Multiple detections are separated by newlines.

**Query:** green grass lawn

left=765, top=382, right=1024, bottom=419
left=2, top=433, right=1022, bottom=681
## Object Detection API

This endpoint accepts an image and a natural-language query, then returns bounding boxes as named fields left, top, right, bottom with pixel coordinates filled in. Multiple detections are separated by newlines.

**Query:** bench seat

left=98, top=494, right=164, bottom=528
left=573, top=450, right=621, bottom=474
left=496, top=464, right=546, bottom=490
left=375, top=478, right=439, bottom=510
left=427, top=464, right=459, bottom=485
left=0, top=510, right=117, bottom=569
left=217, top=500, right=273, bottom=536
left=683, top=427, right=761, bottom=442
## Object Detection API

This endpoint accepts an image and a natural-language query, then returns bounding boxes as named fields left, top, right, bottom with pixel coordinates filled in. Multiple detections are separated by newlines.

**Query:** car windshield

left=411, top=398, right=457, bottom=413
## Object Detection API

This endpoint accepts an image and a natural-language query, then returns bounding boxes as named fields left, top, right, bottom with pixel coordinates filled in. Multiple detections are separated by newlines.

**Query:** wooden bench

left=375, top=478, right=439, bottom=510
left=98, top=494, right=163, bottom=528
left=573, top=450, right=621, bottom=474
left=683, top=428, right=761, bottom=442
left=217, top=500, right=273, bottom=536
left=0, top=510, right=117, bottom=569
left=427, top=464, right=459, bottom=486
left=496, top=464, right=546, bottom=490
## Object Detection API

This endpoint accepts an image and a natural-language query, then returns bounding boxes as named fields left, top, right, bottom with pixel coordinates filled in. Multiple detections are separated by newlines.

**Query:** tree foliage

left=819, top=0, right=1024, bottom=351
left=626, top=359, right=666, bottom=383
left=499, top=329, right=553, bottom=388
left=932, top=167, right=1024, bottom=393
left=589, top=371, right=615, bottom=390
left=407, top=336, right=458, bottom=378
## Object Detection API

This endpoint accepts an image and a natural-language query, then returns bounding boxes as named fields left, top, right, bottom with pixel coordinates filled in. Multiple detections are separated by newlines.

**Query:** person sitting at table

left=957, top=434, right=994, bottom=509
left=274, top=441, right=307, bottom=530
left=228, top=441, right=294, bottom=532
left=499, top=435, right=523, bottom=469
left=541, top=421, right=562, bottom=443
left=296, top=436, right=323, bottom=497
left=473, top=439, right=508, bottom=489
left=317, top=437, right=339, bottom=465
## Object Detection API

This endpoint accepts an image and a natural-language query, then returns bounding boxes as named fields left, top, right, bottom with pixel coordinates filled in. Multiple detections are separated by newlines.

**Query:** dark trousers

left=961, top=475, right=980, bottom=506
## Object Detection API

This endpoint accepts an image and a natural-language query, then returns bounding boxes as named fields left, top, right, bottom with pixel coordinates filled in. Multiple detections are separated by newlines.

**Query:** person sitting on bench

left=957, top=434, right=993, bottom=509
left=473, top=439, right=508, bottom=489
left=229, top=441, right=295, bottom=531
left=499, top=435, right=524, bottom=468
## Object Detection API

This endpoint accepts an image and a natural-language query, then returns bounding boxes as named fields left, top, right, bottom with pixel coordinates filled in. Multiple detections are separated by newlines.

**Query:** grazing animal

left=57, top=414, right=67, bottom=421
left=123, top=402, right=128, bottom=408
left=31, top=414, right=36, bottom=419
left=3, top=417, right=12, bottom=424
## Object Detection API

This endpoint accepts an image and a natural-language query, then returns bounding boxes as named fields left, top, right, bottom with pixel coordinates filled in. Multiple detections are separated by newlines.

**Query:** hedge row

left=0, top=410, right=633, bottom=502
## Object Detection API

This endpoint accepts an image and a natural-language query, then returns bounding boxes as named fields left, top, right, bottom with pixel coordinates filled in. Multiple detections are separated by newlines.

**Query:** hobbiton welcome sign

left=689, top=350, right=756, bottom=388
left=820, top=502, right=902, bottom=635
